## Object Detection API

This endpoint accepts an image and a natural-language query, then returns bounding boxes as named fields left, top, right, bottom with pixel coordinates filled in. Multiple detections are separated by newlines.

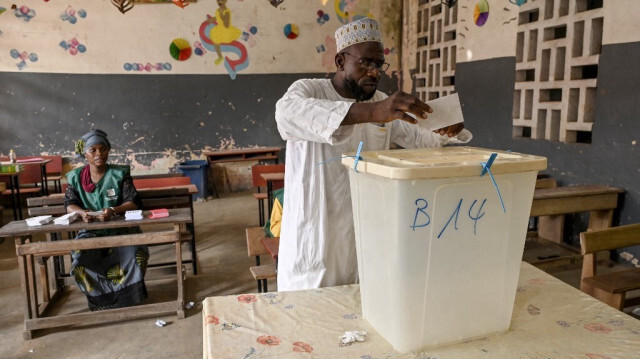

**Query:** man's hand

left=433, top=123, right=464, bottom=137
left=371, top=91, right=433, bottom=124
left=343, top=91, right=434, bottom=126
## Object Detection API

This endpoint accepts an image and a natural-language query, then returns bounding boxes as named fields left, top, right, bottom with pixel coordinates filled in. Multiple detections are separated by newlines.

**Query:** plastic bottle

left=9, top=149, right=17, bottom=163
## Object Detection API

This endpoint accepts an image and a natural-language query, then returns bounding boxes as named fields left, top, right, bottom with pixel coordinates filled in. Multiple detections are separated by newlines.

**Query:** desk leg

left=13, top=175, right=23, bottom=220
left=40, top=164, right=49, bottom=196
left=267, top=181, right=273, bottom=218
left=175, top=225, right=185, bottom=319
left=38, top=256, right=51, bottom=303
left=15, top=237, right=34, bottom=340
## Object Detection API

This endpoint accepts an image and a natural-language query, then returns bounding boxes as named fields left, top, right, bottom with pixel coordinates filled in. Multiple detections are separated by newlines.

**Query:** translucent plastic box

left=342, top=147, right=546, bottom=352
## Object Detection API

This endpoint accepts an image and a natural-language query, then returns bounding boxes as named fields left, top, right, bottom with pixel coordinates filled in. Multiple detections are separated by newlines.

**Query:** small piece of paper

left=26, top=215, right=53, bottom=226
left=149, top=209, right=169, bottom=219
left=414, top=93, right=464, bottom=131
left=54, top=212, right=79, bottom=225
left=125, top=210, right=143, bottom=221
left=155, top=319, right=167, bottom=327
left=340, top=331, right=367, bottom=344
left=86, top=211, right=103, bottom=217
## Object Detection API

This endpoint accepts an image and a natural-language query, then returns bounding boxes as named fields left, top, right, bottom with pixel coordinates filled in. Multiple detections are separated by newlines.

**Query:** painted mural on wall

left=199, top=0, right=249, bottom=79
left=335, top=0, right=373, bottom=24
left=0, top=0, right=397, bottom=74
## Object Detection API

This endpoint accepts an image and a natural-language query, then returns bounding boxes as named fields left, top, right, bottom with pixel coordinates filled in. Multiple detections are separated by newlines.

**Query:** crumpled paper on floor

left=340, top=331, right=367, bottom=344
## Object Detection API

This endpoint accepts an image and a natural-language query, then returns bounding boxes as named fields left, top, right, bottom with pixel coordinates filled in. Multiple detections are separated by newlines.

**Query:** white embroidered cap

left=335, top=18, right=382, bottom=52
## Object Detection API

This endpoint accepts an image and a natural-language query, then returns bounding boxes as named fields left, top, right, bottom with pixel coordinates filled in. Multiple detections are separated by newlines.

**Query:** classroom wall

left=450, top=0, right=640, bottom=265
left=0, top=0, right=400, bottom=189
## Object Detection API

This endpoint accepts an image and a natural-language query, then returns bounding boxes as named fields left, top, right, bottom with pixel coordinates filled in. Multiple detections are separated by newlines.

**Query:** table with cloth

left=203, top=262, right=640, bottom=358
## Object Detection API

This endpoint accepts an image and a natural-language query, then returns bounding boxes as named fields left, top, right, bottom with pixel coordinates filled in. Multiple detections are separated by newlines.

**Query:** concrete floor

left=0, top=193, right=637, bottom=358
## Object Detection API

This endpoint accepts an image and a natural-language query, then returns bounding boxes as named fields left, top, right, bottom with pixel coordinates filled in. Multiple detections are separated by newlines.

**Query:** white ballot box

left=342, top=147, right=547, bottom=352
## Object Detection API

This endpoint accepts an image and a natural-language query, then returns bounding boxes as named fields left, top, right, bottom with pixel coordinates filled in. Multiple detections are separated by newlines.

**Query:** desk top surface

left=136, top=184, right=198, bottom=195
left=1, top=159, right=51, bottom=165
left=260, top=172, right=285, bottom=181
left=260, top=237, right=279, bottom=259
left=0, top=208, right=192, bottom=237
left=202, top=147, right=281, bottom=156
left=203, top=262, right=640, bottom=358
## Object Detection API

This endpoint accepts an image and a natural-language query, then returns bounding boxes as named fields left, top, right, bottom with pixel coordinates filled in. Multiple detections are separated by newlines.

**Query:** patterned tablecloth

left=203, top=262, right=640, bottom=358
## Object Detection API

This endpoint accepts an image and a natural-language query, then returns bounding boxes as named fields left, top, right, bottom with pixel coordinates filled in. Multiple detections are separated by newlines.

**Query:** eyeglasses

left=341, top=52, right=390, bottom=72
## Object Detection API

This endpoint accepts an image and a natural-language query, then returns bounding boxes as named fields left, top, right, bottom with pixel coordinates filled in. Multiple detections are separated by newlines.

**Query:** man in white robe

left=275, top=18, right=472, bottom=291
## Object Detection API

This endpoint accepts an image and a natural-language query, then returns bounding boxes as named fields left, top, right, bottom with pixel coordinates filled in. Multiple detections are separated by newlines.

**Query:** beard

left=343, top=75, right=377, bottom=102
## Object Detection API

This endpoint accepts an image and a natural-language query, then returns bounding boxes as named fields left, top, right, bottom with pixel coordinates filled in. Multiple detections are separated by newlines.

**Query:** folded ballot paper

left=149, top=209, right=169, bottom=219
left=26, top=215, right=53, bottom=227
left=54, top=212, right=79, bottom=225
left=125, top=210, right=144, bottom=221
left=416, top=93, right=464, bottom=131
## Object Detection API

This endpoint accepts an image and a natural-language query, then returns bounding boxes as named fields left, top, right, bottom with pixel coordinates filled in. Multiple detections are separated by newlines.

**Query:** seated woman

left=64, top=129, right=149, bottom=311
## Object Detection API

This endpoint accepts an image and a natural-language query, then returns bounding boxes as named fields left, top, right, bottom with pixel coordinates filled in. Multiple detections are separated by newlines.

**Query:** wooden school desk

left=0, top=208, right=192, bottom=340
left=202, top=147, right=281, bottom=197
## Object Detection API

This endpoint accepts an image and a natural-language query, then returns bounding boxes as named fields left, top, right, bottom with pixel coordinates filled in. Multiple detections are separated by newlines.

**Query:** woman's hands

left=78, top=207, right=115, bottom=222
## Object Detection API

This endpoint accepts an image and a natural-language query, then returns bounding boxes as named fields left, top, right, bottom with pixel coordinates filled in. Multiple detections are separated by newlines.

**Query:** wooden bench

left=1, top=210, right=191, bottom=339
left=580, top=223, right=640, bottom=310
left=249, top=264, right=277, bottom=292
left=525, top=185, right=625, bottom=269
left=245, top=226, right=276, bottom=292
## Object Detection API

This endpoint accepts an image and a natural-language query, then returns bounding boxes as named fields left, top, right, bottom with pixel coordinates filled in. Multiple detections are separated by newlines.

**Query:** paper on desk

left=411, top=93, right=464, bottom=132
left=149, top=208, right=169, bottom=219
left=125, top=210, right=143, bottom=221
left=26, top=215, right=53, bottom=226
left=54, top=212, right=79, bottom=225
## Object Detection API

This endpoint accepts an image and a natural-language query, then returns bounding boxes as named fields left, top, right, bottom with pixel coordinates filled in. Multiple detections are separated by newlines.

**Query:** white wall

left=0, top=0, right=399, bottom=76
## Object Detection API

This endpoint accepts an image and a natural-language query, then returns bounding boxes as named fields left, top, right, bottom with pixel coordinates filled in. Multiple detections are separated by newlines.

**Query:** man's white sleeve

left=275, top=80, right=354, bottom=145
left=390, top=119, right=473, bottom=149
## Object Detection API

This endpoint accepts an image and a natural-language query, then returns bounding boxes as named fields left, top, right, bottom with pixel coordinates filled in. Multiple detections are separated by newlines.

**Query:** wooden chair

left=251, top=164, right=284, bottom=226
left=1, top=162, right=43, bottom=198
left=42, top=155, right=63, bottom=193
left=245, top=226, right=275, bottom=292
left=579, top=223, right=640, bottom=311
left=137, top=187, right=198, bottom=274
left=525, top=185, right=625, bottom=270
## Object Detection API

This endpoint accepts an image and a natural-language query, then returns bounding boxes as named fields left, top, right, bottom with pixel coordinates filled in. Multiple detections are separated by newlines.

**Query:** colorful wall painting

left=474, top=0, right=490, bottom=27
left=193, top=41, right=207, bottom=56
left=60, top=37, right=87, bottom=55
left=335, top=0, right=373, bottom=24
left=10, top=49, right=38, bottom=70
left=199, top=14, right=248, bottom=80
left=169, top=38, right=192, bottom=61
left=0, top=0, right=402, bottom=74
left=268, top=0, right=284, bottom=8
left=123, top=62, right=172, bottom=71
left=241, top=25, right=258, bottom=47
left=13, top=5, right=36, bottom=22
left=283, top=23, right=299, bottom=39
left=133, top=0, right=197, bottom=3
left=172, top=0, right=192, bottom=8
left=317, top=10, right=330, bottom=25
left=60, top=6, right=87, bottom=24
